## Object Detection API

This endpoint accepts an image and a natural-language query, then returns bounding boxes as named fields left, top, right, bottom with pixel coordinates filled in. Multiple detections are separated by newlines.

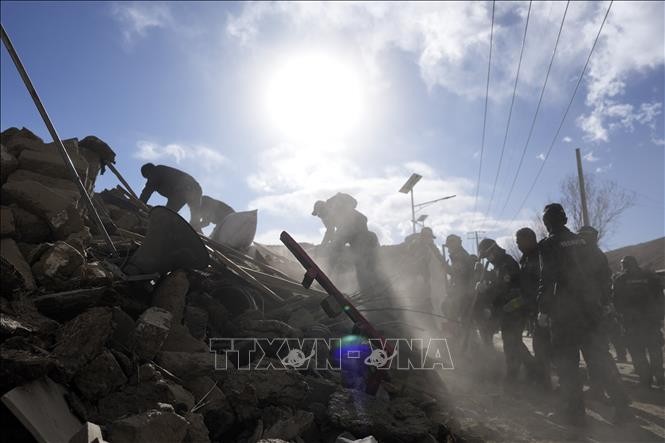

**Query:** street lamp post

left=399, top=173, right=422, bottom=233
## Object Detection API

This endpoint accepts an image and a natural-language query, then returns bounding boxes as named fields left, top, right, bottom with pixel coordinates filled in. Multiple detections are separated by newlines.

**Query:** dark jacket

left=537, top=227, right=601, bottom=334
left=613, top=268, right=664, bottom=324
left=520, top=249, right=540, bottom=314
left=140, top=165, right=201, bottom=203
left=487, top=251, right=522, bottom=314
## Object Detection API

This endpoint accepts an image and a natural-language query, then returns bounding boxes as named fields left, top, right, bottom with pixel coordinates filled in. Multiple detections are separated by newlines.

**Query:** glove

left=537, top=312, right=549, bottom=328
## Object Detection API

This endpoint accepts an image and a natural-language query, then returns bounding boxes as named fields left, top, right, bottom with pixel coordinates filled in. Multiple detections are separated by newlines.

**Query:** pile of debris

left=1, top=127, right=467, bottom=443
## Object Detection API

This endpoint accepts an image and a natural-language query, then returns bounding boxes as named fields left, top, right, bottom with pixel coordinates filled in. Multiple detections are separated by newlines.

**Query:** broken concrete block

left=1, top=238, right=36, bottom=290
left=222, top=366, right=310, bottom=408
left=7, top=169, right=79, bottom=201
left=73, top=349, right=128, bottom=400
left=165, top=381, right=196, bottom=412
left=0, top=344, right=56, bottom=391
left=1, top=377, right=82, bottom=443
left=31, top=241, right=85, bottom=284
left=162, top=323, right=208, bottom=353
left=155, top=351, right=217, bottom=380
left=110, top=307, right=135, bottom=351
left=1, top=127, right=44, bottom=157
left=2, top=180, right=84, bottom=238
left=183, top=376, right=234, bottom=436
left=53, top=307, right=114, bottom=378
left=1, top=144, right=19, bottom=184
left=327, top=389, right=431, bottom=441
left=1, top=206, right=16, bottom=237
left=108, top=407, right=188, bottom=443
left=184, top=412, right=210, bottom=443
left=10, top=205, right=50, bottom=243
left=68, top=421, right=107, bottom=443
left=65, top=227, right=92, bottom=255
left=131, top=307, right=172, bottom=361
left=18, top=140, right=88, bottom=181
left=97, top=380, right=180, bottom=422
left=263, top=409, right=314, bottom=440
left=152, top=270, right=189, bottom=324
left=184, top=306, right=208, bottom=340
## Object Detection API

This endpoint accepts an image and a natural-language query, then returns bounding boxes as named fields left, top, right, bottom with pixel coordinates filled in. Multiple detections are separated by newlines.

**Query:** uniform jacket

left=613, top=268, right=664, bottom=324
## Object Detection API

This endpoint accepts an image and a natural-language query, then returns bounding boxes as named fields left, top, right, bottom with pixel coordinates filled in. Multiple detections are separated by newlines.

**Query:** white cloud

left=227, top=2, right=663, bottom=110
left=576, top=2, right=664, bottom=142
left=536, top=153, right=545, bottom=161
left=562, top=136, right=573, bottom=143
left=134, top=141, right=227, bottom=172
left=246, top=142, right=525, bottom=245
left=595, top=163, right=613, bottom=173
left=583, top=151, right=599, bottom=162
left=111, top=2, right=173, bottom=45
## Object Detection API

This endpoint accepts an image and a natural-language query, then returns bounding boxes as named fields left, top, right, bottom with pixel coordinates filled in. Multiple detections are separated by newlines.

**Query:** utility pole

left=575, top=148, right=590, bottom=226
left=467, top=231, right=485, bottom=254
left=410, top=188, right=416, bottom=234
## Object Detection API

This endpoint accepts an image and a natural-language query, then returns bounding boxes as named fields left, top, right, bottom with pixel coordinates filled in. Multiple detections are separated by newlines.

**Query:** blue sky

left=1, top=1, right=663, bottom=251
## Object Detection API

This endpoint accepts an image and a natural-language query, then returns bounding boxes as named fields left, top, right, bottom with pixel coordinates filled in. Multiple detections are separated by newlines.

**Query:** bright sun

left=263, top=53, right=365, bottom=143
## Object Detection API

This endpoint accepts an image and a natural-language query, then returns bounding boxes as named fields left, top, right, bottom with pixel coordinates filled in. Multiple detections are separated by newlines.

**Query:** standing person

left=613, top=256, right=664, bottom=388
left=516, top=227, right=552, bottom=390
left=442, top=234, right=476, bottom=321
left=579, top=226, right=627, bottom=363
left=537, top=204, right=631, bottom=425
left=139, top=163, right=203, bottom=232
left=199, top=195, right=235, bottom=230
left=477, top=238, right=537, bottom=384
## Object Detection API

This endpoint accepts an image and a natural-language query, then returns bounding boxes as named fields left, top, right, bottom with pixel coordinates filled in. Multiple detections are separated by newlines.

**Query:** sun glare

left=263, top=53, right=365, bottom=143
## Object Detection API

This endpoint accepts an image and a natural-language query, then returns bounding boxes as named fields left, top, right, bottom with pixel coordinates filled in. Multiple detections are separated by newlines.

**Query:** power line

left=511, top=0, right=614, bottom=222
left=482, top=0, right=533, bottom=226
left=497, top=1, right=570, bottom=218
left=472, top=0, right=496, bottom=219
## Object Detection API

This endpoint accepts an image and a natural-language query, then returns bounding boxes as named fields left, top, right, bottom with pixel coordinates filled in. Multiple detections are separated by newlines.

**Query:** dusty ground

left=439, top=335, right=665, bottom=443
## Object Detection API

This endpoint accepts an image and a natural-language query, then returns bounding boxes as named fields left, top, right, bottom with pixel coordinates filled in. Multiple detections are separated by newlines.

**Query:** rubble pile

left=0, top=127, right=465, bottom=443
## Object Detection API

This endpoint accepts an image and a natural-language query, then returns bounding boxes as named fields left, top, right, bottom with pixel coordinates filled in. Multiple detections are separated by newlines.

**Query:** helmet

left=542, top=203, right=567, bottom=229
left=444, top=234, right=462, bottom=249
left=140, top=162, right=156, bottom=178
left=421, top=227, right=436, bottom=239
left=477, top=238, right=498, bottom=259
left=620, top=255, right=638, bottom=271
left=311, top=200, right=326, bottom=216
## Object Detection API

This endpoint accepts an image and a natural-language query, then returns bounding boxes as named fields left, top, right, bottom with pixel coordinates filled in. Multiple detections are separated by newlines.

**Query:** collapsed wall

left=0, top=127, right=467, bottom=443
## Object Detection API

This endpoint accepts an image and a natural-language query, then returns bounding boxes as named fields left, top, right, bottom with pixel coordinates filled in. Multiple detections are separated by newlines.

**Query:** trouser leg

left=533, top=323, right=552, bottom=389
left=552, top=339, right=585, bottom=419
left=646, top=324, right=664, bottom=383
left=582, top=331, right=629, bottom=408
left=165, top=195, right=187, bottom=212
left=187, top=190, right=203, bottom=233
left=501, top=315, right=534, bottom=380
left=625, top=324, right=651, bottom=384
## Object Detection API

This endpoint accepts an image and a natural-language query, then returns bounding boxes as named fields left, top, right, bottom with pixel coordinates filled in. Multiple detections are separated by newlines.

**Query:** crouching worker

left=200, top=195, right=235, bottom=230
left=139, top=163, right=203, bottom=232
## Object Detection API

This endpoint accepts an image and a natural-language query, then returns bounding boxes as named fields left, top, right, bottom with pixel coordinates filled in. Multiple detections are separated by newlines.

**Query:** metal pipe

left=575, top=148, right=590, bottom=226
left=1, top=24, right=116, bottom=253
left=410, top=188, right=416, bottom=233
left=106, top=162, right=139, bottom=200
